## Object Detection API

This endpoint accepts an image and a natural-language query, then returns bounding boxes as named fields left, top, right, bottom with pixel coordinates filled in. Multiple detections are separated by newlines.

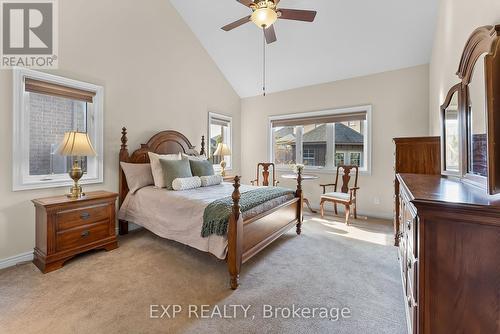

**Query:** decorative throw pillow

left=159, top=158, right=193, bottom=190
left=172, top=176, right=202, bottom=191
left=182, top=153, right=207, bottom=161
left=148, top=152, right=181, bottom=188
left=189, top=159, right=215, bottom=177
left=120, top=162, right=154, bottom=194
left=200, top=175, right=223, bottom=187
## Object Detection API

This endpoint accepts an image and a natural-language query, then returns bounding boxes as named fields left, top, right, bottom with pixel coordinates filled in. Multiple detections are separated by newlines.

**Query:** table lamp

left=56, top=131, right=97, bottom=198
left=214, top=143, right=231, bottom=176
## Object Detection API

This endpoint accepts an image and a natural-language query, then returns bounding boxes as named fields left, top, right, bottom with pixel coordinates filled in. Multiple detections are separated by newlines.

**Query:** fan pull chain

left=263, top=27, right=266, bottom=97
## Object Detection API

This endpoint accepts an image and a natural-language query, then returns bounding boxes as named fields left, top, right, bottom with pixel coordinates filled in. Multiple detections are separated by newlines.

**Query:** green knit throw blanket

left=201, top=187, right=295, bottom=237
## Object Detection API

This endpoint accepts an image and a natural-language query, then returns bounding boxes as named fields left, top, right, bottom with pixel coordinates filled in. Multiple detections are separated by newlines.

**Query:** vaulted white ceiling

left=170, top=0, right=438, bottom=97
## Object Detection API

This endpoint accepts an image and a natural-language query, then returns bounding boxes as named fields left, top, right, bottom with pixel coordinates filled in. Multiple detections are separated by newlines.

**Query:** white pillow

left=172, top=176, right=202, bottom=191
left=200, top=175, right=223, bottom=187
left=182, top=153, right=207, bottom=161
left=148, top=152, right=181, bottom=188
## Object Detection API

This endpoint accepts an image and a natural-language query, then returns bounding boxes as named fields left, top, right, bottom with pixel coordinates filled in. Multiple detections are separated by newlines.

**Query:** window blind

left=211, top=117, right=230, bottom=127
left=271, top=111, right=366, bottom=127
left=24, top=78, right=96, bottom=103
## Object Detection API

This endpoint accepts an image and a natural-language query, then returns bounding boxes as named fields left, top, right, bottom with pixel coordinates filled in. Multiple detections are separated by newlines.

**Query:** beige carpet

left=0, top=214, right=406, bottom=334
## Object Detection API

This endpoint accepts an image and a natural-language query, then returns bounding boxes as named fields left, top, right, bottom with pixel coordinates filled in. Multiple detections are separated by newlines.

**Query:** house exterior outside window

left=269, top=105, right=372, bottom=174
left=335, top=152, right=345, bottom=166
left=350, top=152, right=361, bottom=166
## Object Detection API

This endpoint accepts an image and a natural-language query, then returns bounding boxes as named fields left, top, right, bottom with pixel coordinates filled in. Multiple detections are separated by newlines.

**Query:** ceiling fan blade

left=221, top=15, right=251, bottom=31
left=264, top=25, right=277, bottom=44
left=278, top=9, right=317, bottom=22
left=236, top=0, right=254, bottom=7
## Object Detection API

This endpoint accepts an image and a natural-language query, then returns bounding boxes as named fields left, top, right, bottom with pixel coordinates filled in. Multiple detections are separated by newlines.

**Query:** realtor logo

left=1, top=0, right=58, bottom=68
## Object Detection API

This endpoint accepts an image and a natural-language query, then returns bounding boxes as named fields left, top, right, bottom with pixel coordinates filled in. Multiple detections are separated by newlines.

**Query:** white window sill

left=13, top=175, right=103, bottom=191
left=275, top=167, right=371, bottom=176
left=213, top=166, right=232, bottom=172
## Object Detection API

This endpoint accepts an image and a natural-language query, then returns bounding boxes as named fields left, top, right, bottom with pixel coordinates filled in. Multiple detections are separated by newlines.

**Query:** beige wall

left=241, top=65, right=430, bottom=219
left=429, top=0, right=500, bottom=135
left=0, top=0, right=241, bottom=261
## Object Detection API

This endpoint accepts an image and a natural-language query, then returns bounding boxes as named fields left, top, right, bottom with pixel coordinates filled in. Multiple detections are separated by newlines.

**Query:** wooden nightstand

left=32, top=191, right=119, bottom=273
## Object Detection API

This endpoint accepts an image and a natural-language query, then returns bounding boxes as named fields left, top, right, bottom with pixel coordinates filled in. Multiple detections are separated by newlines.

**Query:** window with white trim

left=269, top=106, right=371, bottom=173
left=208, top=112, right=232, bottom=170
left=13, top=68, right=104, bottom=191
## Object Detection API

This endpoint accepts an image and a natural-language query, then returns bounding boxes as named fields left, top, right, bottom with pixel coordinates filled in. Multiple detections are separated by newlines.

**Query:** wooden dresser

left=397, top=173, right=500, bottom=334
left=32, top=191, right=119, bottom=273
left=393, top=137, right=441, bottom=246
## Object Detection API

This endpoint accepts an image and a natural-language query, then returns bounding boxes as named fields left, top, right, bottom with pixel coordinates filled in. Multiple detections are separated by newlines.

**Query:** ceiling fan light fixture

left=251, top=8, right=277, bottom=28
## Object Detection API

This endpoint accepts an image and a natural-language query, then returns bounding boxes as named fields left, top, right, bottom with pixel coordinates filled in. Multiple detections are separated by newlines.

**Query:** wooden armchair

left=251, top=163, right=279, bottom=187
left=319, top=165, right=359, bottom=224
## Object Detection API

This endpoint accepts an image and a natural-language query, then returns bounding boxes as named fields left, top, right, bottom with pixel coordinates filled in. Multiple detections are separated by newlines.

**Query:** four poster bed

left=118, top=127, right=304, bottom=289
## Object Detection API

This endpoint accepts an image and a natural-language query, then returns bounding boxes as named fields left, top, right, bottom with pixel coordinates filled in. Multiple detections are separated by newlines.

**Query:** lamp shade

left=213, top=143, right=231, bottom=156
left=56, top=131, right=97, bottom=157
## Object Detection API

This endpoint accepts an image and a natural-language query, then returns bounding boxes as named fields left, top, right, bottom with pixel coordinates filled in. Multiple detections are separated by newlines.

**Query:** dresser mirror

left=441, top=85, right=461, bottom=174
left=440, top=25, right=500, bottom=194
left=466, top=53, right=488, bottom=180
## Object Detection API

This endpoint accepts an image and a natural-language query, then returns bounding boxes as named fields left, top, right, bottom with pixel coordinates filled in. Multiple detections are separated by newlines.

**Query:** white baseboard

left=0, top=251, right=34, bottom=270
left=2, top=222, right=142, bottom=270
left=307, top=205, right=393, bottom=221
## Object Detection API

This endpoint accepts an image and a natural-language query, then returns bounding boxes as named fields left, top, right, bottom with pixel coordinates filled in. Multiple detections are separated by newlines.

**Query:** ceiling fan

left=221, top=0, right=317, bottom=44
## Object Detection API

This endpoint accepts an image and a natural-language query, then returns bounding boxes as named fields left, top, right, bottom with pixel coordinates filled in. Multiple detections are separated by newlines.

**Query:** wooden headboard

left=118, top=127, right=205, bottom=206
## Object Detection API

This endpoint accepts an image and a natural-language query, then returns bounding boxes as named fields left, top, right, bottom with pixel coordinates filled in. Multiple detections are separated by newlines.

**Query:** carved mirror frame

left=441, top=24, right=500, bottom=194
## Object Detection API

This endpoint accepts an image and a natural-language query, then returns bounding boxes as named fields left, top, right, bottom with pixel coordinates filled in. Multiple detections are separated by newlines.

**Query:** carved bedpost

left=200, top=135, right=205, bottom=156
left=227, top=176, right=243, bottom=290
left=296, top=168, right=304, bottom=235
left=119, top=127, right=130, bottom=165
left=119, top=127, right=130, bottom=235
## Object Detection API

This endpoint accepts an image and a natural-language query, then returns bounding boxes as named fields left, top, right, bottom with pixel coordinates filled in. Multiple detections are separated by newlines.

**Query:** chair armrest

left=349, top=187, right=359, bottom=201
left=250, top=180, right=258, bottom=186
left=273, top=180, right=280, bottom=187
left=319, top=183, right=336, bottom=194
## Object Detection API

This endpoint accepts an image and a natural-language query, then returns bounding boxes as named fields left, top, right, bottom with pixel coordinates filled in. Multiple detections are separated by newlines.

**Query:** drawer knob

left=81, top=230, right=90, bottom=238
left=80, top=212, right=91, bottom=220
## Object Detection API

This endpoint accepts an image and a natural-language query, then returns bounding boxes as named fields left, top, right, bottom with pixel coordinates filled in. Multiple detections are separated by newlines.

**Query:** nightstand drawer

left=56, top=221, right=110, bottom=252
left=56, top=204, right=109, bottom=231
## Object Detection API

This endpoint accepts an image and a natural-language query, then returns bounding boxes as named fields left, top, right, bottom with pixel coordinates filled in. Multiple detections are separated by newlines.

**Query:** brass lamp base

left=67, top=160, right=85, bottom=199
left=220, top=160, right=227, bottom=177
left=67, top=185, right=85, bottom=199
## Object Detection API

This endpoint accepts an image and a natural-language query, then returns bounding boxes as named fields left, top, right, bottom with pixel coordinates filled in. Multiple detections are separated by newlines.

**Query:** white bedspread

left=118, top=182, right=265, bottom=259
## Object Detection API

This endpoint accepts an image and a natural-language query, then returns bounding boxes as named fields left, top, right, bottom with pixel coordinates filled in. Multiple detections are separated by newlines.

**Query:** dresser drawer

left=399, top=236, right=407, bottom=284
left=406, top=293, right=418, bottom=334
left=56, top=221, right=110, bottom=252
left=406, top=251, right=418, bottom=300
left=56, top=204, right=110, bottom=231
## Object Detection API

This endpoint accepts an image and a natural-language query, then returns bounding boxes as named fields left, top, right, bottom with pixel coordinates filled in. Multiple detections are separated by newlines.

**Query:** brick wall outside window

left=29, top=93, right=86, bottom=175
